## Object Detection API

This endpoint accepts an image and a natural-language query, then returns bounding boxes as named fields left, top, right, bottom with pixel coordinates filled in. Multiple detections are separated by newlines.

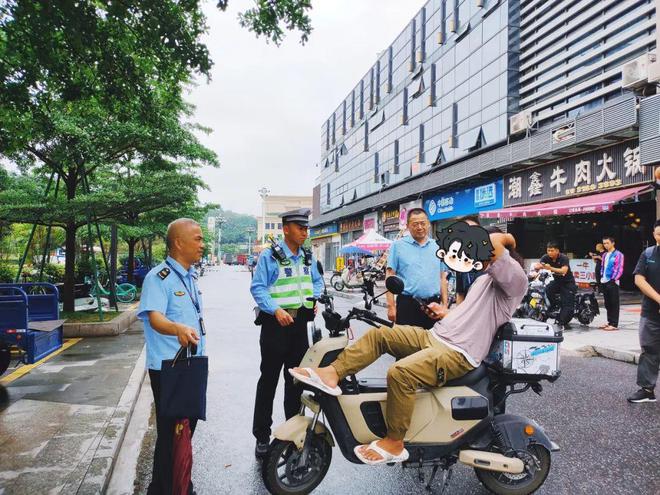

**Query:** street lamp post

left=215, top=215, right=226, bottom=263
left=246, top=227, right=256, bottom=256
left=258, top=186, right=270, bottom=244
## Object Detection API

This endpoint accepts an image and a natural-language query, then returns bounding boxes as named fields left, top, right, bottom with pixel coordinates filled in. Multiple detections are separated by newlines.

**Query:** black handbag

left=160, top=345, right=208, bottom=421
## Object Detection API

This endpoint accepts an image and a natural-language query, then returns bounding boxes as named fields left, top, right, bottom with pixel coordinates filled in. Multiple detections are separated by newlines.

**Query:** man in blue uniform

left=138, top=218, right=206, bottom=495
left=250, top=208, right=323, bottom=457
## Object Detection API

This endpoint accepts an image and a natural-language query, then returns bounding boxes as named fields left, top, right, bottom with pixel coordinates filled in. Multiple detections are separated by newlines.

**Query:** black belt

left=399, top=294, right=441, bottom=304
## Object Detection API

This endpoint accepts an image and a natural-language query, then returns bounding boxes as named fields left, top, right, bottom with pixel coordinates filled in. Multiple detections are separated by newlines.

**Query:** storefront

left=382, top=207, right=400, bottom=240
left=423, top=179, right=504, bottom=233
left=339, top=216, right=363, bottom=245
left=398, top=199, right=423, bottom=234
left=481, top=140, right=654, bottom=289
left=310, top=223, right=339, bottom=273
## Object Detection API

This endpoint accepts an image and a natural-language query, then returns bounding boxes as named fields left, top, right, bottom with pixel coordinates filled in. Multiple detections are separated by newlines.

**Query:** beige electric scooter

left=262, top=264, right=561, bottom=495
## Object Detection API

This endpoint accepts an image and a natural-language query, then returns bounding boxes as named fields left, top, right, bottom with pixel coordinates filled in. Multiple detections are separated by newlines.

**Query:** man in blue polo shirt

left=386, top=208, right=447, bottom=329
left=138, top=218, right=206, bottom=495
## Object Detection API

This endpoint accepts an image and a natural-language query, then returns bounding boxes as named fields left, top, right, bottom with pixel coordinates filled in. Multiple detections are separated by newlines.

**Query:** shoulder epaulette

left=157, top=267, right=171, bottom=280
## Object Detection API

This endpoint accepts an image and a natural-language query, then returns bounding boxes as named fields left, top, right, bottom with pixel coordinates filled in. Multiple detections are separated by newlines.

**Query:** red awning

left=480, top=185, right=651, bottom=220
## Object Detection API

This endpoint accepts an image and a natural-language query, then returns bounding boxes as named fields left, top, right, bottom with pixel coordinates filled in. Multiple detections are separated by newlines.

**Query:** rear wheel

left=475, top=444, right=551, bottom=495
left=116, top=283, right=137, bottom=303
left=0, top=341, right=10, bottom=376
left=262, top=437, right=332, bottom=495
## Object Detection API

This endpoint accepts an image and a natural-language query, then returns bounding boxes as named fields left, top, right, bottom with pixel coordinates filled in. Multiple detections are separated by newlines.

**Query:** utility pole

left=258, top=186, right=270, bottom=244
left=246, top=226, right=256, bottom=255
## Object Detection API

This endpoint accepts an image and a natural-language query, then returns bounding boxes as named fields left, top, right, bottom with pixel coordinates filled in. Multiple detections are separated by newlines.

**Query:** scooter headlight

left=307, top=321, right=323, bottom=346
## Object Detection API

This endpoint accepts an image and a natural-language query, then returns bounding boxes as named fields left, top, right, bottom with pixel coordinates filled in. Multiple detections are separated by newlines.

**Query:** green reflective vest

left=269, top=257, right=314, bottom=310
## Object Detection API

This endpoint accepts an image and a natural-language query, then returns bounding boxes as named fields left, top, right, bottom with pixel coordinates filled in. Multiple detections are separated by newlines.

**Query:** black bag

left=160, top=346, right=208, bottom=421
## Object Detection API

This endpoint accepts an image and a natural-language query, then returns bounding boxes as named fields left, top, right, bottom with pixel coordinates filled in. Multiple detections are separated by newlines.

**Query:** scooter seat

left=444, top=363, right=488, bottom=387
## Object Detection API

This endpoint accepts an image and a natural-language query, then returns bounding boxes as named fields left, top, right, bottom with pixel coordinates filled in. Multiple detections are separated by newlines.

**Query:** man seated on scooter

left=533, top=241, right=577, bottom=331
left=290, top=223, right=527, bottom=465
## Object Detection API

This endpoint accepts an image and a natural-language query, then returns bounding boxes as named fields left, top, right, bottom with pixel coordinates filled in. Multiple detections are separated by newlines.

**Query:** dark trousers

left=252, top=308, right=313, bottom=443
left=147, top=370, right=198, bottom=495
left=638, top=316, right=660, bottom=390
left=546, top=281, right=576, bottom=326
left=601, top=280, right=620, bottom=327
left=396, top=294, right=440, bottom=330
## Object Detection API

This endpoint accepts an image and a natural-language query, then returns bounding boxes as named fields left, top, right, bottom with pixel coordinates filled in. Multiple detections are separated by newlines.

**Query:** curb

left=63, top=345, right=147, bottom=494
left=64, top=310, right=138, bottom=338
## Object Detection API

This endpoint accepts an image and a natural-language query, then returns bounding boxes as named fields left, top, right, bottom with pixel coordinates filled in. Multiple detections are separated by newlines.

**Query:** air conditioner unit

left=449, top=18, right=457, bottom=33
left=437, top=31, right=446, bottom=45
left=447, top=135, right=457, bottom=148
left=509, top=110, right=533, bottom=135
left=416, top=50, right=424, bottom=63
left=408, top=61, right=415, bottom=72
left=476, top=0, right=484, bottom=7
left=400, top=115, right=408, bottom=125
left=622, top=53, right=657, bottom=89
left=427, top=95, right=435, bottom=107
left=384, top=81, right=392, bottom=94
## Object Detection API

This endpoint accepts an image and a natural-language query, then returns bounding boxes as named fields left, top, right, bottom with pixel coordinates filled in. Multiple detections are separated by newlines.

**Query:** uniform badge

left=284, top=267, right=293, bottom=277
left=157, top=267, right=171, bottom=280
left=174, top=291, right=186, bottom=296
left=303, top=266, right=309, bottom=275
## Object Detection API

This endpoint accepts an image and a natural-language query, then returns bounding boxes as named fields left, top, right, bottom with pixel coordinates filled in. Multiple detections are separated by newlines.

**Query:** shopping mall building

left=310, top=0, right=660, bottom=289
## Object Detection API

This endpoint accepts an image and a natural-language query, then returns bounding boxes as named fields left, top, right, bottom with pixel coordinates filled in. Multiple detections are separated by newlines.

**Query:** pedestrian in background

left=599, top=236, right=624, bottom=331
left=628, top=220, right=660, bottom=403
left=589, top=243, right=605, bottom=291
left=138, top=218, right=206, bottom=495
left=386, top=208, right=447, bottom=328
left=534, top=241, right=577, bottom=330
left=250, top=209, right=323, bottom=457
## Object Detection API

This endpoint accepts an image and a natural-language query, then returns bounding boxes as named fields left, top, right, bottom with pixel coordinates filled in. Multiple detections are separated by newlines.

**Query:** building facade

left=312, top=0, right=660, bottom=289
left=256, top=195, right=313, bottom=245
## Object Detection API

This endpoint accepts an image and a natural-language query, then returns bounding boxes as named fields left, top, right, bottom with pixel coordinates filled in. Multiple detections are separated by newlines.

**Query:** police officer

left=250, top=208, right=323, bottom=457
left=138, top=218, right=206, bottom=495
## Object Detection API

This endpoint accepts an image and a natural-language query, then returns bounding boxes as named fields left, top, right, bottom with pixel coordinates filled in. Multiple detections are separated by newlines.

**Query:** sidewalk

left=326, top=286, right=643, bottom=365
left=0, top=321, right=146, bottom=494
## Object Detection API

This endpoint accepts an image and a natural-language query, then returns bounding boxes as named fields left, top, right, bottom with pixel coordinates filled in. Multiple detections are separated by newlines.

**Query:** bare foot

left=291, top=366, right=340, bottom=388
left=357, top=438, right=405, bottom=462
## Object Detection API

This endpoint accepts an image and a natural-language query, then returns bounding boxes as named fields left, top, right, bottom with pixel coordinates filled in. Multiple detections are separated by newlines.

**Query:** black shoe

left=627, top=388, right=656, bottom=403
left=255, top=440, right=269, bottom=458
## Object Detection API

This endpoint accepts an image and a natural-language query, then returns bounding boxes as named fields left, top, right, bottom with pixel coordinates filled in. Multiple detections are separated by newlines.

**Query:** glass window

left=394, top=139, right=400, bottom=173
left=277, top=223, right=282, bottom=229
left=374, top=152, right=379, bottom=183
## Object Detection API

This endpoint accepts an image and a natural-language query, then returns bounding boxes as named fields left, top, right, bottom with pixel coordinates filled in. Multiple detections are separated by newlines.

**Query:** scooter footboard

left=493, top=414, right=559, bottom=453
left=273, top=415, right=335, bottom=450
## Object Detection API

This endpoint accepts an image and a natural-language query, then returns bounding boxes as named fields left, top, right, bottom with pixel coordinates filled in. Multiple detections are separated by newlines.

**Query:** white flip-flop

left=354, top=440, right=410, bottom=465
left=288, top=368, right=343, bottom=396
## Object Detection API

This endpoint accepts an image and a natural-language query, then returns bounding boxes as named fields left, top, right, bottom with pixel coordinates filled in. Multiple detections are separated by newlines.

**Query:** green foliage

left=0, top=262, right=14, bottom=282
left=42, top=263, right=65, bottom=283
left=220, top=0, right=314, bottom=45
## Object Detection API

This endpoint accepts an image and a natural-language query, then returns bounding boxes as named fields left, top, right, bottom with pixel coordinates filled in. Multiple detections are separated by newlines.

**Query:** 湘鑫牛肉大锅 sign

left=504, top=141, right=651, bottom=207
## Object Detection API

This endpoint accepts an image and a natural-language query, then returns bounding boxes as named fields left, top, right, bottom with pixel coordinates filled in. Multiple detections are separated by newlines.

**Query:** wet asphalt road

left=137, top=266, right=660, bottom=495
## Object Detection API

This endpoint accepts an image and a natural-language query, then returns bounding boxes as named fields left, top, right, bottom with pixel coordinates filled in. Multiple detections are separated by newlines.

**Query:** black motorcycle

left=515, top=271, right=599, bottom=325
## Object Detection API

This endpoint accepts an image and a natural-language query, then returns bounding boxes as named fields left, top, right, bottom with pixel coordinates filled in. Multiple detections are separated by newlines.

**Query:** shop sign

left=423, top=180, right=503, bottom=222
left=382, top=208, right=400, bottom=232
left=310, top=223, right=338, bottom=239
left=398, top=199, right=423, bottom=230
left=504, top=141, right=651, bottom=206
left=339, top=217, right=362, bottom=233
left=363, top=212, right=378, bottom=231
left=570, top=259, right=596, bottom=285
left=552, top=122, right=575, bottom=144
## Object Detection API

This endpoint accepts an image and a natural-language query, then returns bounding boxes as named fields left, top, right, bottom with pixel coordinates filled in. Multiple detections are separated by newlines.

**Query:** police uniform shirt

left=138, top=256, right=206, bottom=370
left=250, top=243, right=324, bottom=314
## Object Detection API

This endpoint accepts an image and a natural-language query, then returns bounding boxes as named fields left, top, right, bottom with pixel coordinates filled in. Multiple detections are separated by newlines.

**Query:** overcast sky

left=189, top=0, right=425, bottom=216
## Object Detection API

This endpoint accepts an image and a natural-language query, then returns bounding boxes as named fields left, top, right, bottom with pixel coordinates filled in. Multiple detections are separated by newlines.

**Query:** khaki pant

left=332, top=325, right=473, bottom=440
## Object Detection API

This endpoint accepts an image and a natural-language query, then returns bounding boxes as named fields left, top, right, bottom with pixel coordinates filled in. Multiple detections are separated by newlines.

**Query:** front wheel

left=262, top=437, right=332, bottom=495
left=475, top=443, right=551, bottom=495
left=330, top=275, right=344, bottom=292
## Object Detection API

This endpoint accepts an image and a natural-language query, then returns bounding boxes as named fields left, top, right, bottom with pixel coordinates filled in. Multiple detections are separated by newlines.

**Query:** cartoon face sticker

left=435, top=221, right=494, bottom=273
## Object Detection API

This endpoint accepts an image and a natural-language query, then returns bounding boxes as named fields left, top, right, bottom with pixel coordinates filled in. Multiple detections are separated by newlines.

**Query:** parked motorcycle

left=262, top=262, right=561, bottom=495
left=515, top=270, right=599, bottom=325
left=330, top=265, right=379, bottom=292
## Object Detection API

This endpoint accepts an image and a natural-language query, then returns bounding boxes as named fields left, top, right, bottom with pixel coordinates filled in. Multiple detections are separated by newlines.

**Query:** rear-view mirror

left=385, top=276, right=404, bottom=295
